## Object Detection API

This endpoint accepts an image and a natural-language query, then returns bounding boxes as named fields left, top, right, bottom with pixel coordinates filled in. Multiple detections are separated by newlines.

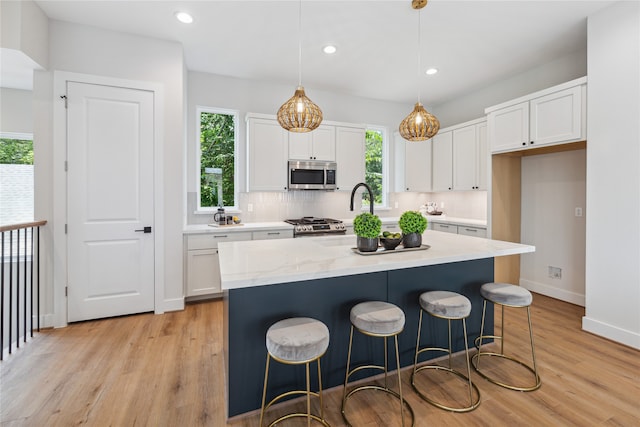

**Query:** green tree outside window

left=363, top=129, right=383, bottom=206
left=200, top=112, right=235, bottom=208
left=0, top=138, right=33, bottom=164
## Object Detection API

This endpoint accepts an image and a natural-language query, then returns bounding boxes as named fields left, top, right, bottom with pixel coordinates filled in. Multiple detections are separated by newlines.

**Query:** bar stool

left=412, top=291, right=480, bottom=412
left=259, top=317, right=331, bottom=427
left=342, top=301, right=414, bottom=427
left=472, top=282, right=541, bottom=391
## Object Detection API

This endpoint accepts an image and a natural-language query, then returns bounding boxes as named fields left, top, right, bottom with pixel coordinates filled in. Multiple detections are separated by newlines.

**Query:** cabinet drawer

left=381, top=223, right=401, bottom=233
left=457, top=226, right=487, bottom=238
left=252, top=229, right=293, bottom=240
left=432, top=223, right=458, bottom=234
left=187, top=232, right=252, bottom=250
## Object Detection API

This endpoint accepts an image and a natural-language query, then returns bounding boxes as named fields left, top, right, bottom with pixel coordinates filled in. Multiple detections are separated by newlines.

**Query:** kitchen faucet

left=350, top=182, right=374, bottom=215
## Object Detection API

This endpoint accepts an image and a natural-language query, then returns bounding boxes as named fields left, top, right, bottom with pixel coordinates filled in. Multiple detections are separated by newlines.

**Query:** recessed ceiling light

left=175, top=11, right=193, bottom=24
left=323, top=45, right=337, bottom=54
left=425, top=68, right=438, bottom=75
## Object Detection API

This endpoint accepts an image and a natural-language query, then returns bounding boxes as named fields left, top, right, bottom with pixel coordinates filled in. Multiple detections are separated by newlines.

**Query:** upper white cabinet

left=335, top=126, right=366, bottom=191
left=453, top=120, right=487, bottom=191
left=394, top=132, right=432, bottom=192
left=431, top=131, right=453, bottom=192
left=289, top=125, right=336, bottom=161
left=487, top=77, right=586, bottom=153
left=247, top=116, right=288, bottom=191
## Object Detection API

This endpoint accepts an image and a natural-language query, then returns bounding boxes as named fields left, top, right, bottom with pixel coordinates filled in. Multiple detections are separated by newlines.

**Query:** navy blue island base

left=223, top=257, right=494, bottom=418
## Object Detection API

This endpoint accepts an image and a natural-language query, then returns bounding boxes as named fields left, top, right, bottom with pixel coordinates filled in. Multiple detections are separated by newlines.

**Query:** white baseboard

left=161, top=297, right=185, bottom=313
left=520, top=279, right=585, bottom=306
left=582, top=316, right=640, bottom=350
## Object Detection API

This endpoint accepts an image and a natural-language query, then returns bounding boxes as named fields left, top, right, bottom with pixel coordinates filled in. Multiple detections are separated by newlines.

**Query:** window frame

left=195, top=106, right=240, bottom=212
left=364, top=125, right=389, bottom=210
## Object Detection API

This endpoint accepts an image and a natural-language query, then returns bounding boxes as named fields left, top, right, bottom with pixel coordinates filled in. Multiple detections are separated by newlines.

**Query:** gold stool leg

left=394, top=335, right=405, bottom=427
left=259, top=354, right=271, bottom=427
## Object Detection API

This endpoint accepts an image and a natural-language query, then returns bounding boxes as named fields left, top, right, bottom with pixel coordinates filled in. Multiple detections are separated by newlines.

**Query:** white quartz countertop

left=184, top=221, right=292, bottom=234
left=219, top=231, right=533, bottom=290
left=342, top=216, right=487, bottom=228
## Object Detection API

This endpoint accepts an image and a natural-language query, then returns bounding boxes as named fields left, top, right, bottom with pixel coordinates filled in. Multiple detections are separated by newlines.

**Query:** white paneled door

left=66, top=82, right=155, bottom=322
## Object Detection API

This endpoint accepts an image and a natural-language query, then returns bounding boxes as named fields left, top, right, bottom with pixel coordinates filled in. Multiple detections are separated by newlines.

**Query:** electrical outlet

left=247, top=203, right=253, bottom=212
left=575, top=207, right=583, bottom=217
left=548, top=266, right=562, bottom=279
left=394, top=201, right=399, bottom=209
left=440, top=202, right=445, bottom=209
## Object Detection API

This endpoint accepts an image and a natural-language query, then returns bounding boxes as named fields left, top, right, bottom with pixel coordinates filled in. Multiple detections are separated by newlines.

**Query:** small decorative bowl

left=380, top=237, right=402, bottom=250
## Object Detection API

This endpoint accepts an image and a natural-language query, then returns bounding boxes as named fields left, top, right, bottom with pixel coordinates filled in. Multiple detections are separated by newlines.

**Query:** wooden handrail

left=0, top=220, right=48, bottom=233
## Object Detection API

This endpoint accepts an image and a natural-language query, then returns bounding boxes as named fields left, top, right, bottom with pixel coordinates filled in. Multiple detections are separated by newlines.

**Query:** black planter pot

left=403, top=232, right=422, bottom=248
left=357, top=236, right=379, bottom=252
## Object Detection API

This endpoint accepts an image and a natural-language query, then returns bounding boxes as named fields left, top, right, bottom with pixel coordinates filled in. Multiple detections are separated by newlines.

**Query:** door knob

left=135, top=226, right=152, bottom=233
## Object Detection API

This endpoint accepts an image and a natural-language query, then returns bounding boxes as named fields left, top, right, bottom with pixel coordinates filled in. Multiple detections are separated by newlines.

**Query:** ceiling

left=10, top=1, right=612, bottom=106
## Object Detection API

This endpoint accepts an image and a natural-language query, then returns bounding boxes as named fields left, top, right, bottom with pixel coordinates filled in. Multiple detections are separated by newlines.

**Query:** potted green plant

left=353, top=212, right=382, bottom=252
left=399, top=210, right=427, bottom=248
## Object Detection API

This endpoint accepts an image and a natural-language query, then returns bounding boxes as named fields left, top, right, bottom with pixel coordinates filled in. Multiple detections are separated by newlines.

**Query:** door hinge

left=65, top=286, right=68, bottom=297
left=64, top=161, right=68, bottom=172
left=60, top=95, right=68, bottom=108
left=65, top=224, right=68, bottom=234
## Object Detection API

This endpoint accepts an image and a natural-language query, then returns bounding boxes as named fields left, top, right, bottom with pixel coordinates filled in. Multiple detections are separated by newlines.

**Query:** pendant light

left=277, top=0, right=323, bottom=132
left=399, top=0, right=440, bottom=141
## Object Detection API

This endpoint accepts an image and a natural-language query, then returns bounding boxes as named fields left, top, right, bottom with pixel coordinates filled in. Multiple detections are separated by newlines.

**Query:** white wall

left=434, top=49, right=587, bottom=127
left=34, top=20, right=185, bottom=324
left=584, top=1, right=640, bottom=349
left=0, top=0, right=48, bottom=68
left=0, top=88, right=32, bottom=134
left=520, top=150, right=586, bottom=306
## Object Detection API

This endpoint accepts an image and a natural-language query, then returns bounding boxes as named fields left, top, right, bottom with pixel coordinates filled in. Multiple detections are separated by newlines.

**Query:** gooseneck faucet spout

left=350, top=182, right=374, bottom=215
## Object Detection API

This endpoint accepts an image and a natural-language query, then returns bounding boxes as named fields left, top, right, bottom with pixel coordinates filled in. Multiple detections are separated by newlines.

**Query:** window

left=362, top=127, right=388, bottom=208
left=197, top=107, right=238, bottom=211
left=0, top=134, right=34, bottom=225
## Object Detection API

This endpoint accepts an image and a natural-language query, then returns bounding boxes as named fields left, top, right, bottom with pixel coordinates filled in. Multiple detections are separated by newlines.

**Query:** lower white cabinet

left=185, top=231, right=252, bottom=298
left=457, top=225, right=487, bottom=238
left=432, top=223, right=458, bottom=234
left=252, top=230, right=293, bottom=240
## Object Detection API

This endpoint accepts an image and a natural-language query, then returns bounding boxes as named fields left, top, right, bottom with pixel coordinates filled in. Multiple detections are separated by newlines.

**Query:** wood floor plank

left=1, top=294, right=639, bottom=426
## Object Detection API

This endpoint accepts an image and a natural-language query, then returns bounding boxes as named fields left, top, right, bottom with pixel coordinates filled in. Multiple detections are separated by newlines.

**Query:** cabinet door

left=252, top=229, right=294, bottom=240
left=530, top=85, right=582, bottom=147
left=247, top=118, right=288, bottom=191
left=310, top=125, right=336, bottom=161
left=488, top=101, right=529, bottom=153
left=404, top=138, right=432, bottom=192
left=476, top=123, right=488, bottom=190
left=335, top=126, right=365, bottom=191
left=453, top=125, right=477, bottom=191
left=431, top=131, right=453, bottom=191
left=288, top=132, right=313, bottom=160
left=186, top=249, right=221, bottom=297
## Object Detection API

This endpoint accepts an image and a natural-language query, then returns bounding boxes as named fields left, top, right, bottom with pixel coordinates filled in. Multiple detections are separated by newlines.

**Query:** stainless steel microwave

left=288, top=160, right=337, bottom=190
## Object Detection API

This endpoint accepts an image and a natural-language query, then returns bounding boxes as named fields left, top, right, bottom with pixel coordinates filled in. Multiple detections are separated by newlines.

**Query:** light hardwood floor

left=1, top=294, right=639, bottom=426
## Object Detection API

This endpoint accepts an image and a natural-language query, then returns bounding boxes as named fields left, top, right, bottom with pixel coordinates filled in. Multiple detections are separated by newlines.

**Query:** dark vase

left=403, top=232, right=422, bottom=248
left=357, top=236, right=379, bottom=252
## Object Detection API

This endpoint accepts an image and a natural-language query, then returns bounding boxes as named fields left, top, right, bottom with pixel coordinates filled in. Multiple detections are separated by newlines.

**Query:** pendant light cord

left=298, top=0, right=302, bottom=87
left=417, top=8, right=422, bottom=104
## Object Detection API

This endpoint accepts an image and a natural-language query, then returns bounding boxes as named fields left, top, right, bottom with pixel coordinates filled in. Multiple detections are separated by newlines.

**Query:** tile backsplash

left=187, top=190, right=487, bottom=225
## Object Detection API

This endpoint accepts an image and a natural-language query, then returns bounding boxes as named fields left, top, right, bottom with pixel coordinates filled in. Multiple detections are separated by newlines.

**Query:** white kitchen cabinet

left=381, top=222, right=401, bottom=234
left=185, top=232, right=252, bottom=297
left=432, top=222, right=458, bottom=234
left=335, top=126, right=366, bottom=191
left=247, top=116, right=288, bottom=191
left=431, top=131, right=453, bottom=192
left=487, top=78, right=586, bottom=153
left=394, top=132, right=432, bottom=192
left=288, top=125, right=336, bottom=161
left=457, top=225, right=487, bottom=238
left=453, top=121, right=487, bottom=191
left=252, top=229, right=293, bottom=240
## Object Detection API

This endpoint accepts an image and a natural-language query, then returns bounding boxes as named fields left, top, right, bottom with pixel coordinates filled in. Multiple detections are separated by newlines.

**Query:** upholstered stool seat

left=342, top=301, right=414, bottom=427
left=472, top=282, right=541, bottom=392
left=412, top=291, right=480, bottom=412
left=260, top=317, right=331, bottom=427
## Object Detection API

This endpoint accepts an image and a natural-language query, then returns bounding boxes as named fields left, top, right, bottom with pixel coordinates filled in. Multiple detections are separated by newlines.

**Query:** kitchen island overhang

left=219, top=231, right=534, bottom=418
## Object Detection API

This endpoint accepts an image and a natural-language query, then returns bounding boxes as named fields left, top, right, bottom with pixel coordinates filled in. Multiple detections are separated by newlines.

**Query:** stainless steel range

left=285, top=217, right=347, bottom=238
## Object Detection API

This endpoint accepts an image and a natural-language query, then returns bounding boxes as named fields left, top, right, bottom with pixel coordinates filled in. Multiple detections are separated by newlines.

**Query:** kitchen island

left=219, top=231, right=534, bottom=418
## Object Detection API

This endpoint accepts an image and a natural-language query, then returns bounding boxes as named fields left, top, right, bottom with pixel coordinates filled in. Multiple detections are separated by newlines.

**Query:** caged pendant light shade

left=277, top=0, right=323, bottom=132
left=399, top=0, right=439, bottom=141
